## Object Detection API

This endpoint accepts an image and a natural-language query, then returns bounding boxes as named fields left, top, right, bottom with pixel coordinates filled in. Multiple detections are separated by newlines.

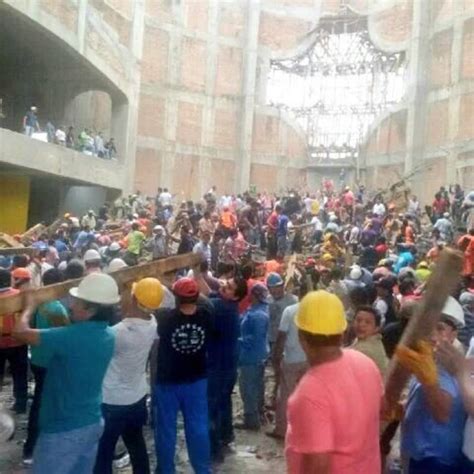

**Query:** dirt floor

left=0, top=373, right=286, bottom=474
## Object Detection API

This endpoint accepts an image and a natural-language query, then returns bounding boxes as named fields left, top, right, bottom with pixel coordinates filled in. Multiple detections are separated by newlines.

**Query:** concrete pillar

left=237, top=0, right=261, bottom=193
left=77, top=0, right=88, bottom=54
left=131, top=0, right=145, bottom=60
left=403, top=0, right=431, bottom=195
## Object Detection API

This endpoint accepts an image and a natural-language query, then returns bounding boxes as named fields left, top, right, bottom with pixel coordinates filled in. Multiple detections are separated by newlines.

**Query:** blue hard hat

left=266, top=272, right=284, bottom=288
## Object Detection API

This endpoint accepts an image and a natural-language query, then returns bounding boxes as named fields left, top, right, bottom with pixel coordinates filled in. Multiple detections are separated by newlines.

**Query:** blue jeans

left=239, top=364, right=264, bottom=428
left=409, top=457, right=464, bottom=474
left=94, top=396, right=149, bottom=474
left=153, top=379, right=210, bottom=474
left=208, top=369, right=237, bottom=457
left=33, top=421, right=103, bottom=474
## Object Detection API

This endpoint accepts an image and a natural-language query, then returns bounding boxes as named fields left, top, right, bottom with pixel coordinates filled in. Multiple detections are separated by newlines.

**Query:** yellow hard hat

left=296, top=290, right=347, bottom=335
left=132, top=277, right=164, bottom=310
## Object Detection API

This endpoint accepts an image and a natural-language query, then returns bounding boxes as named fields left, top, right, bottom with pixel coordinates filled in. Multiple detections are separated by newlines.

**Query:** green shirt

left=127, top=230, right=145, bottom=255
left=352, top=334, right=389, bottom=379
left=39, top=321, right=115, bottom=433
left=31, top=300, right=69, bottom=368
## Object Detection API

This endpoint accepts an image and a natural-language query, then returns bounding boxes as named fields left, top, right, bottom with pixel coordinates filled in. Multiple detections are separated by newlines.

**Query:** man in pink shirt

left=285, top=290, right=383, bottom=474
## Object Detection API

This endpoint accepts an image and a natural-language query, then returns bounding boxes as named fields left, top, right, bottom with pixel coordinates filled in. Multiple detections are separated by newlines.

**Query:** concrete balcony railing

left=0, top=128, right=125, bottom=190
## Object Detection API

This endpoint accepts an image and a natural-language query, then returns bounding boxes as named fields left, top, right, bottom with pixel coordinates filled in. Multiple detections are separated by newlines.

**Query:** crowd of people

left=22, top=106, right=117, bottom=159
left=0, top=180, right=474, bottom=474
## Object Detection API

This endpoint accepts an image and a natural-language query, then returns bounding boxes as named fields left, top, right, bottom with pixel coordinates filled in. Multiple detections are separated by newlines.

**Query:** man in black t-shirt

left=152, top=278, right=213, bottom=474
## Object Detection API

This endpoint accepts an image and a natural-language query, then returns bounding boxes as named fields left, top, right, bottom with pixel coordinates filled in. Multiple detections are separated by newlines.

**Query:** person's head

left=375, top=277, right=394, bottom=298
left=12, top=254, right=29, bottom=269
left=201, top=231, right=211, bottom=244
left=296, top=291, right=346, bottom=361
left=42, top=268, right=63, bottom=286
left=275, top=204, right=282, bottom=215
left=64, top=259, right=85, bottom=280
left=219, top=277, right=247, bottom=302
left=132, top=277, right=164, bottom=312
left=266, top=272, right=285, bottom=299
left=0, top=269, right=11, bottom=290
left=153, top=225, right=164, bottom=235
left=349, top=286, right=369, bottom=309
left=398, top=277, right=416, bottom=296
left=131, top=222, right=140, bottom=231
left=12, top=267, right=32, bottom=290
left=83, top=249, right=102, bottom=269
left=68, top=273, right=120, bottom=322
left=172, top=277, right=199, bottom=306
left=353, top=306, right=381, bottom=340
left=250, top=282, right=269, bottom=305
left=435, top=192, right=441, bottom=200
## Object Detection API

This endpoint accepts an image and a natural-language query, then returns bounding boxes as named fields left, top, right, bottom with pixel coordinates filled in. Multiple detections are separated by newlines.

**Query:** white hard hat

left=443, top=212, right=450, bottom=218
left=442, top=296, right=465, bottom=328
left=349, top=265, right=362, bottom=280
left=69, top=273, right=120, bottom=305
left=58, top=261, right=68, bottom=272
left=154, top=225, right=164, bottom=232
left=329, top=215, right=337, bottom=222
left=83, top=249, right=101, bottom=262
left=107, top=258, right=127, bottom=273
left=109, top=242, right=121, bottom=252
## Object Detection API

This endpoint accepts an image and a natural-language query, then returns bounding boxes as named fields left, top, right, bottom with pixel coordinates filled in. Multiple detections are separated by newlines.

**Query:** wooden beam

left=384, top=248, right=463, bottom=405
left=0, top=253, right=202, bottom=314
left=0, top=247, right=38, bottom=257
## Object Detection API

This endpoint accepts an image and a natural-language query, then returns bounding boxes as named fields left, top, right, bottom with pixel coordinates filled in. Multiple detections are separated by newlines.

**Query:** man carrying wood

left=13, top=273, right=119, bottom=474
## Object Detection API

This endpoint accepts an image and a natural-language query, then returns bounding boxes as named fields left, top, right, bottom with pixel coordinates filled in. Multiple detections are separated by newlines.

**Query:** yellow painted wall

left=0, top=175, right=30, bottom=234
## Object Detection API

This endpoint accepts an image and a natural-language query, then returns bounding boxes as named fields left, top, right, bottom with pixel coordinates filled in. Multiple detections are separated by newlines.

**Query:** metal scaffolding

left=267, top=15, right=406, bottom=160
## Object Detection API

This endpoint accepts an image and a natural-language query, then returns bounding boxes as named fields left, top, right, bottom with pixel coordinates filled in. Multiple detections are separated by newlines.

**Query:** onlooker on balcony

left=55, top=126, right=66, bottom=146
left=66, top=126, right=75, bottom=148
left=105, top=137, right=117, bottom=159
left=94, top=131, right=106, bottom=158
left=23, top=106, right=40, bottom=137
left=45, top=120, right=55, bottom=143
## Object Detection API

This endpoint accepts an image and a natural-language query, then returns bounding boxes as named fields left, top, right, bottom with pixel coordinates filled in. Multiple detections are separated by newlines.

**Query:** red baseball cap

left=172, top=278, right=199, bottom=298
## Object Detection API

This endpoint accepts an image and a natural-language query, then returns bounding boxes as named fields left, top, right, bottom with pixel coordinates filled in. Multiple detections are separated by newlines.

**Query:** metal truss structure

left=267, top=14, right=406, bottom=161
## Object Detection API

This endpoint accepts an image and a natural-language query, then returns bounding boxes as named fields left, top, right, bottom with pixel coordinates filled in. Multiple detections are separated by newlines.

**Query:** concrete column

left=77, top=0, right=88, bottom=54
left=403, top=0, right=431, bottom=195
left=237, top=0, right=261, bottom=193
left=131, top=0, right=145, bottom=60
left=446, top=0, right=464, bottom=185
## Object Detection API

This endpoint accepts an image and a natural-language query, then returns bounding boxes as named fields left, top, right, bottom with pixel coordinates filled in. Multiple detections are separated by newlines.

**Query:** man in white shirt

left=94, top=278, right=164, bottom=474
left=55, top=126, right=66, bottom=145
left=159, top=188, right=172, bottom=207
left=267, top=300, right=308, bottom=439
left=372, top=198, right=386, bottom=217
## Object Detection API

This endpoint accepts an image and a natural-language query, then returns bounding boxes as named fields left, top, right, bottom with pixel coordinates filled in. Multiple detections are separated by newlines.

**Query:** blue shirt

left=394, top=251, right=414, bottom=274
left=54, top=239, right=68, bottom=253
left=39, top=321, right=115, bottom=433
left=208, top=295, right=240, bottom=372
left=73, top=231, right=93, bottom=250
left=239, top=303, right=269, bottom=366
left=277, top=214, right=289, bottom=237
left=401, top=369, right=466, bottom=465
left=31, top=300, right=69, bottom=368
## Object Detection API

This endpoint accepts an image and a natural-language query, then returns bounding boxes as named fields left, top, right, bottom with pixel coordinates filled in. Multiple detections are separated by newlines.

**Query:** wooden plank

left=0, top=247, right=37, bottom=257
left=0, top=253, right=202, bottom=314
left=45, top=219, right=62, bottom=238
left=0, top=233, right=23, bottom=248
left=384, top=248, right=463, bottom=405
left=21, top=224, right=45, bottom=245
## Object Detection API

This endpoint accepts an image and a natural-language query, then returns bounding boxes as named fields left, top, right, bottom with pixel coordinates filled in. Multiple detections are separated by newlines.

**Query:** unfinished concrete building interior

left=0, top=0, right=473, bottom=231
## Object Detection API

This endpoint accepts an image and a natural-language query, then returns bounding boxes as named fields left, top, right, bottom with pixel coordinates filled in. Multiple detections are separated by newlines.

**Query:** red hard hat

left=12, top=267, right=32, bottom=280
left=172, top=278, right=199, bottom=298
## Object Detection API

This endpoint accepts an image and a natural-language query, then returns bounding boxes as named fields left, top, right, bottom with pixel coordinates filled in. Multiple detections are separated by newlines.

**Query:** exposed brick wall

left=215, top=47, right=242, bottom=96
left=429, top=28, right=452, bottom=89
left=86, top=22, right=125, bottom=75
left=142, top=27, right=169, bottom=84
left=461, top=18, right=474, bottom=80
left=180, top=38, right=207, bottom=93
left=419, top=157, right=447, bottom=204
left=214, top=108, right=238, bottom=149
left=431, top=0, right=453, bottom=24
left=286, top=126, right=308, bottom=160
left=145, top=0, right=172, bottom=22
left=210, top=159, right=236, bottom=192
left=371, top=0, right=413, bottom=44
left=176, top=102, right=203, bottom=146
left=135, top=148, right=162, bottom=196
left=40, top=0, right=78, bottom=32
left=219, top=4, right=245, bottom=39
left=184, top=1, right=209, bottom=33
left=458, top=94, right=474, bottom=140
left=457, top=151, right=474, bottom=189
left=250, top=163, right=278, bottom=191
left=137, top=94, right=165, bottom=138
left=287, top=168, right=307, bottom=189
left=252, top=114, right=280, bottom=154
left=173, top=154, right=200, bottom=198
left=259, top=13, right=311, bottom=51
left=425, top=100, right=449, bottom=147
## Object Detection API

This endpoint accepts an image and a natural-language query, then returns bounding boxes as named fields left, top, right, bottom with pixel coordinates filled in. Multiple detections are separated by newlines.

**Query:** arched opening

left=266, top=13, right=406, bottom=164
